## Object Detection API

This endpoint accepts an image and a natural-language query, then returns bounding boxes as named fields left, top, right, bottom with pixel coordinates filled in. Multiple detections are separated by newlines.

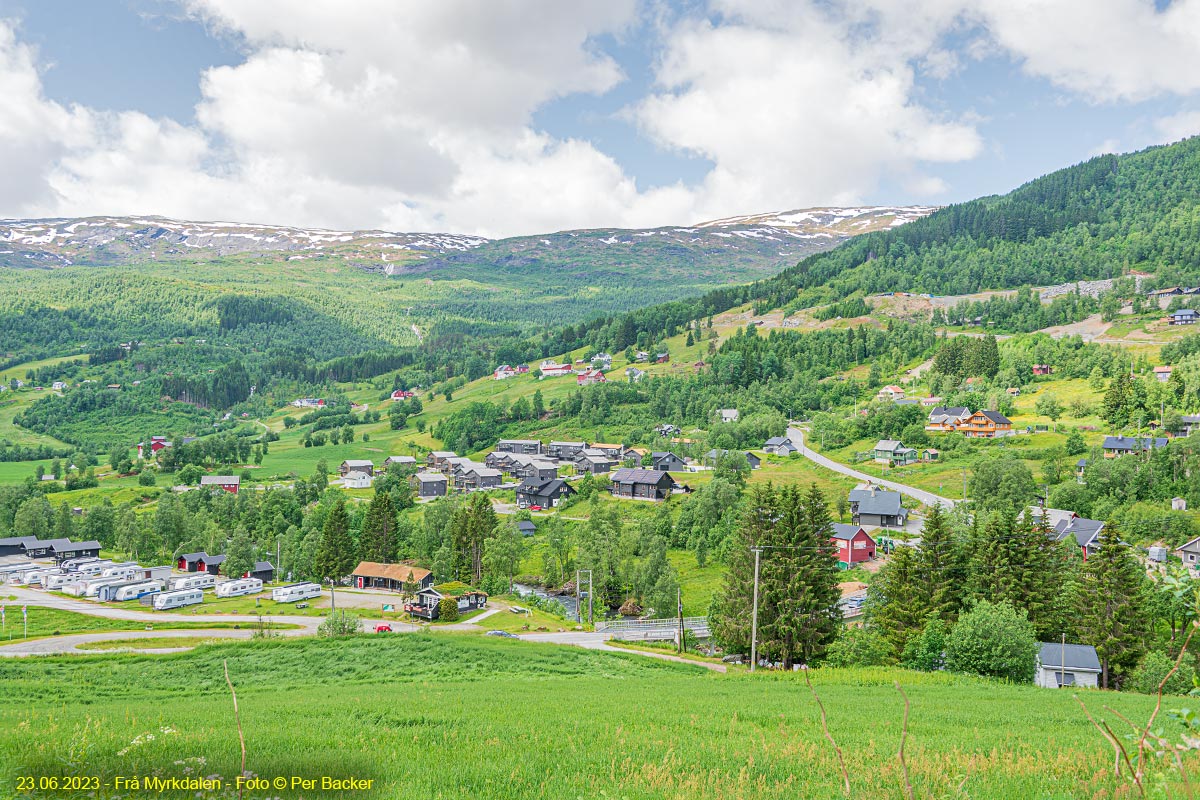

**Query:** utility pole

left=750, top=547, right=762, bottom=672
left=1060, top=633, right=1066, bottom=688
left=677, top=587, right=684, bottom=654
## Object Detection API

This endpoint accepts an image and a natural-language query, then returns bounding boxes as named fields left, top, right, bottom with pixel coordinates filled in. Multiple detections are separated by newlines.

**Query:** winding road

left=787, top=425, right=959, bottom=508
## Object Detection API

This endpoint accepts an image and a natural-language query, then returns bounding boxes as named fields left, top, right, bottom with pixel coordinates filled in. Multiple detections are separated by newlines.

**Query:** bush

left=1127, top=650, right=1197, bottom=696
left=900, top=616, right=949, bottom=672
left=945, top=600, right=1037, bottom=683
left=825, top=626, right=893, bottom=667
left=137, top=470, right=156, bottom=487
left=317, top=611, right=363, bottom=637
left=437, top=597, right=459, bottom=622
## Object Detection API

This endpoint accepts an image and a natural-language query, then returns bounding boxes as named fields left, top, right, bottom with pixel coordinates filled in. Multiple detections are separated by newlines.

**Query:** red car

left=375, top=624, right=392, bottom=633
left=529, top=505, right=542, bottom=511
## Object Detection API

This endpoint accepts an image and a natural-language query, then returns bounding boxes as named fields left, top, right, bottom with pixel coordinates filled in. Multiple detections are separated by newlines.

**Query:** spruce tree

left=869, top=542, right=927, bottom=658
left=359, top=491, right=398, bottom=563
left=710, top=483, right=776, bottom=655
left=1075, top=528, right=1148, bottom=688
left=914, top=502, right=962, bottom=620
left=314, top=498, right=355, bottom=584
left=224, top=526, right=255, bottom=578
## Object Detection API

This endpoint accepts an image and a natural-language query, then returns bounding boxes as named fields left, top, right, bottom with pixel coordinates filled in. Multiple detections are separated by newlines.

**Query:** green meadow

left=0, top=634, right=1184, bottom=800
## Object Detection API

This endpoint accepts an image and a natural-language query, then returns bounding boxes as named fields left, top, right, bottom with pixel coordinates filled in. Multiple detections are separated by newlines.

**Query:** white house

left=343, top=471, right=373, bottom=489
left=876, top=385, right=905, bottom=402
left=717, top=409, right=740, bottom=423
left=1035, top=642, right=1101, bottom=689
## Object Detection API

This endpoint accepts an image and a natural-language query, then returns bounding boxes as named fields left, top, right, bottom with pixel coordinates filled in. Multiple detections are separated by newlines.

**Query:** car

left=528, top=505, right=543, bottom=511
left=485, top=630, right=518, bottom=638
left=375, top=624, right=393, bottom=633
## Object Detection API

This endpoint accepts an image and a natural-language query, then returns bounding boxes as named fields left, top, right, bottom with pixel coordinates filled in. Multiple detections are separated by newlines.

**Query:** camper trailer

left=271, top=582, right=321, bottom=603
left=153, top=588, right=204, bottom=610
left=0, top=562, right=35, bottom=582
left=170, top=573, right=216, bottom=591
left=100, top=564, right=142, bottom=581
left=215, top=577, right=263, bottom=598
left=142, top=566, right=173, bottom=581
left=43, top=572, right=75, bottom=590
left=61, top=556, right=101, bottom=571
left=111, top=580, right=163, bottom=602
left=74, top=560, right=114, bottom=577
left=18, top=567, right=62, bottom=586
left=83, top=576, right=128, bottom=598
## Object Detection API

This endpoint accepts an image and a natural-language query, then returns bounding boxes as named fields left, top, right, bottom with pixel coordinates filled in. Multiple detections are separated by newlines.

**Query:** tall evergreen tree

left=314, top=498, right=355, bottom=584
left=1075, top=528, right=1148, bottom=689
left=710, top=483, right=776, bottom=655
left=914, top=502, right=962, bottom=620
left=359, top=491, right=398, bottom=563
left=224, top=526, right=255, bottom=579
left=452, top=492, right=498, bottom=584
left=869, top=542, right=927, bottom=658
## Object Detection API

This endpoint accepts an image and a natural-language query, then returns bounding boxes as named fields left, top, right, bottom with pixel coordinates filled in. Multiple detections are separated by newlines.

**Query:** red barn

left=391, top=389, right=415, bottom=401
left=200, top=475, right=241, bottom=494
left=576, top=369, right=606, bottom=386
left=1032, top=364, right=1054, bottom=376
left=830, top=523, right=876, bottom=568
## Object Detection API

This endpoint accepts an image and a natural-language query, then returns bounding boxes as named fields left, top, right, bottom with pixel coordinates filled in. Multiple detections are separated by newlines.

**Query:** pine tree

left=452, top=492, right=497, bottom=584
left=710, top=483, right=776, bottom=655
left=1075, top=528, right=1148, bottom=688
left=914, top=502, right=962, bottom=620
left=869, top=542, right=927, bottom=658
left=359, top=491, right=398, bottom=563
left=314, top=498, right=355, bottom=583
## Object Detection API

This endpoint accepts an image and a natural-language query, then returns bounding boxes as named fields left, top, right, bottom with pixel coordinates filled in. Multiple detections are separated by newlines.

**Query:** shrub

left=945, top=600, right=1037, bottom=683
left=825, top=626, right=893, bottom=668
left=437, top=597, right=459, bottom=622
left=1127, top=650, right=1196, bottom=696
left=317, top=611, right=363, bottom=637
left=900, top=616, right=949, bottom=672
left=137, top=470, right=156, bottom=487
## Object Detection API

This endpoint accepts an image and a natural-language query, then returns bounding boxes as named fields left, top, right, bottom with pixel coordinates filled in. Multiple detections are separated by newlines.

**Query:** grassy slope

left=0, top=634, right=1180, bottom=799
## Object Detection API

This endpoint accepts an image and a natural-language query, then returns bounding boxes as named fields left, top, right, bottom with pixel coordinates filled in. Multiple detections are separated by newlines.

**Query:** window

left=853, top=541, right=867, bottom=550
left=1055, top=672, right=1076, bottom=687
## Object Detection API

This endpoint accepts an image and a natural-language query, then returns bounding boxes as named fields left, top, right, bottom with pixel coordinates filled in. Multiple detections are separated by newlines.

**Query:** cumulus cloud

left=3, top=1, right=1200, bottom=236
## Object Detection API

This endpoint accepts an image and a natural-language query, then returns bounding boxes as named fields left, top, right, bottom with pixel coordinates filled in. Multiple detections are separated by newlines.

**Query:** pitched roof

left=1038, top=642, right=1101, bottom=672
left=179, top=552, right=207, bottom=563
left=516, top=520, right=536, bottom=532
left=929, top=406, right=970, bottom=418
left=53, top=540, right=101, bottom=553
left=415, top=472, right=447, bottom=483
left=1052, top=517, right=1105, bottom=548
left=850, top=488, right=904, bottom=516
left=341, top=459, right=374, bottom=467
left=610, top=468, right=677, bottom=486
left=200, top=553, right=226, bottom=565
left=352, top=561, right=432, bottom=583
left=976, top=410, right=1011, bottom=424
left=1102, top=435, right=1168, bottom=451
left=252, top=561, right=274, bottom=572
left=516, top=478, right=574, bottom=497
left=765, top=436, right=790, bottom=447
left=200, top=475, right=240, bottom=485
left=830, top=523, right=869, bottom=541
left=875, top=440, right=903, bottom=451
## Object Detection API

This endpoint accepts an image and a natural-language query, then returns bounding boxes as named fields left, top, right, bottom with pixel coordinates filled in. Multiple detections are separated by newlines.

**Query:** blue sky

left=0, top=0, right=1198, bottom=236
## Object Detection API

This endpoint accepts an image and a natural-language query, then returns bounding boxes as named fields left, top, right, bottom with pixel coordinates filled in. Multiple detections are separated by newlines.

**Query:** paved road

left=787, top=426, right=958, bottom=508
left=0, top=629, right=259, bottom=656
left=520, top=630, right=726, bottom=672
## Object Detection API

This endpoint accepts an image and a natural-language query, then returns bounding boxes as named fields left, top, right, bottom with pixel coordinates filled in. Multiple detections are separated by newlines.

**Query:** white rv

left=215, top=577, right=263, bottom=598
left=153, top=588, right=204, bottom=610
left=83, top=576, right=128, bottom=597
left=43, top=572, right=75, bottom=590
left=100, top=564, right=141, bottom=581
left=74, top=560, right=114, bottom=577
left=170, top=573, right=216, bottom=591
left=61, top=556, right=101, bottom=571
left=112, top=580, right=163, bottom=602
left=272, top=582, right=321, bottom=603
left=19, top=568, right=62, bottom=586
left=0, top=562, right=35, bottom=581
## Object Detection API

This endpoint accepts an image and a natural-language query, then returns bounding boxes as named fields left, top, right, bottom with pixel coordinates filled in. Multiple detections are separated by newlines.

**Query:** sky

left=1, top=0, right=1199, bottom=238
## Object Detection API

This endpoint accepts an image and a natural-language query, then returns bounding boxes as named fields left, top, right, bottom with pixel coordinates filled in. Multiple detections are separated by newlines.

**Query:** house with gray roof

left=1102, top=435, right=1168, bottom=457
left=873, top=439, right=917, bottom=466
left=763, top=436, right=797, bottom=456
left=1035, top=642, right=1101, bottom=688
left=848, top=486, right=908, bottom=527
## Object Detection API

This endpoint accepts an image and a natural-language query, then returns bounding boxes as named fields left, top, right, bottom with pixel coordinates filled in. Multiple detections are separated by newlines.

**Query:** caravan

left=110, top=580, right=163, bottom=602
left=170, top=573, right=216, bottom=591
left=100, top=564, right=141, bottom=581
left=74, top=560, right=114, bottom=577
left=215, top=577, right=263, bottom=598
left=153, top=588, right=204, bottom=610
left=83, top=576, right=128, bottom=598
left=272, top=582, right=321, bottom=603
left=18, top=567, right=62, bottom=586
left=61, top=556, right=101, bottom=571
left=43, top=572, right=75, bottom=590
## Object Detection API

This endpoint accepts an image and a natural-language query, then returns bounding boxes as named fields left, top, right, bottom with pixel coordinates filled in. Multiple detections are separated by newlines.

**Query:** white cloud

left=3, top=2, right=1200, bottom=236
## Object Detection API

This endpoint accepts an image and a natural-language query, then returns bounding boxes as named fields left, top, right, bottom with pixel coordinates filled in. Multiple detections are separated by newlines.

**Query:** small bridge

left=595, top=617, right=711, bottom=641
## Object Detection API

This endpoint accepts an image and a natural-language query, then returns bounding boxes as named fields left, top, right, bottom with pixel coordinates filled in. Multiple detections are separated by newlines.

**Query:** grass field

left=0, top=607, right=300, bottom=644
left=0, top=634, right=1185, bottom=799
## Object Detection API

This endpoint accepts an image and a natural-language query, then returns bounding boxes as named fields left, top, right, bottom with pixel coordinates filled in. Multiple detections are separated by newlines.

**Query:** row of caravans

left=153, top=588, right=204, bottom=610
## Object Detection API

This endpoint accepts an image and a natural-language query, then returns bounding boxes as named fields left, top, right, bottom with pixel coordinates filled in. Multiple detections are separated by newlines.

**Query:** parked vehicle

left=153, top=588, right=204, bottom=610
left=60, top=556, right=101, bottom=571
left=170, top=573, right=217, bottom=591
left=214, top=577, right=263, bottom=598
left=109, top=580, right=163, bottom=602
left=100, top=564, right=142, bottom=581
left=486, top=630, right=519, bottom=638
left=271, top=582, right=322, bottom=603
left=42, top=572, right=75, bottom=590
left=375, top=624, right=392, bottom=633
left=73, top=560, right=114, bottom=577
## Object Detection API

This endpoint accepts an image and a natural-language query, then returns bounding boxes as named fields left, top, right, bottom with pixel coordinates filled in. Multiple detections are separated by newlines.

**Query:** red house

left=1032, top=364, right=1054, bottom=376
left=391, top=389, right=415, bottom=401
left=830, top=523, right=876, bottom=568
left=577, top=369, right=606, bottom=386
left=200, top=475, right=241, bottom=493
